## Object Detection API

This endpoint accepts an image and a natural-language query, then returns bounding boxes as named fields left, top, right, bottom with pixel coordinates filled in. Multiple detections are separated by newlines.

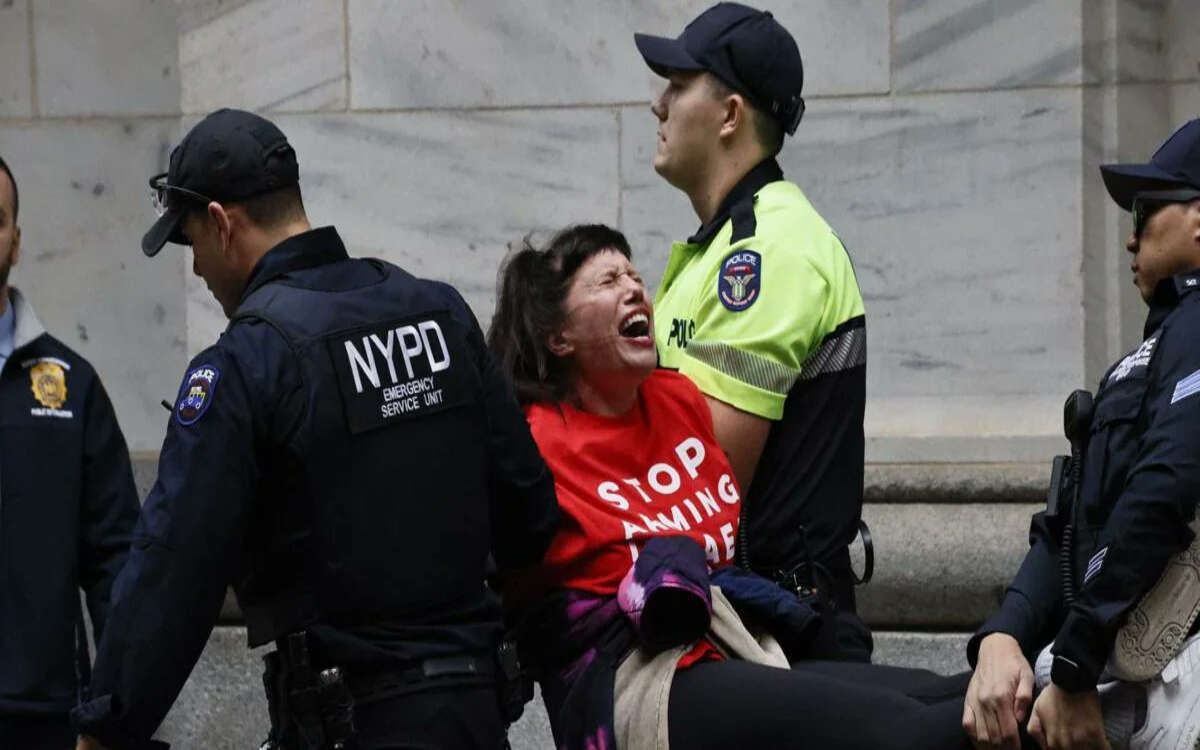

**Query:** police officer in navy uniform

left=963, top=120, right=1200, bottom=749
left=0, top=158, right=140, bottom=749
left=71, top=109, right=559, bottom=750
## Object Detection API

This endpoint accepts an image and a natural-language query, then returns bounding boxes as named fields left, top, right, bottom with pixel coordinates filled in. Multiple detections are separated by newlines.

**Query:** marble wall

left=2, top=0, right=1198, bottom=460
left=0, top=1, right=184, bottom=451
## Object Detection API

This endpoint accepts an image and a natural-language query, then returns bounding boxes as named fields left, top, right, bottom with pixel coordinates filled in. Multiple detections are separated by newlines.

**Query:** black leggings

left=668, top=660, right=971, bottom=750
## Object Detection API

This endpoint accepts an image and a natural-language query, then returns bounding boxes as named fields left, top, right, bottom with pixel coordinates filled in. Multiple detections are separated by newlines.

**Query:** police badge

left=30, top=361, right=67, bottom=409
left=718, top=249, right=761, bottom=312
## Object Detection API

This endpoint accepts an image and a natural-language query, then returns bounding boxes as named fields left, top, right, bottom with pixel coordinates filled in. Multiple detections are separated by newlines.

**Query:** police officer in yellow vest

left=635, top=3, right=871, bottom=660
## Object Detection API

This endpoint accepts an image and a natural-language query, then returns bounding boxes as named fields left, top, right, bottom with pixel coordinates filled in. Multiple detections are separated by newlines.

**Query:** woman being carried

left=489, top=224, right=967, bottom=750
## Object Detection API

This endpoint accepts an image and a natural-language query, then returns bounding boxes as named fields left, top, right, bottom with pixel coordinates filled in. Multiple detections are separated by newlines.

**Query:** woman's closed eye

left=593, top=270, right=623, bottom=287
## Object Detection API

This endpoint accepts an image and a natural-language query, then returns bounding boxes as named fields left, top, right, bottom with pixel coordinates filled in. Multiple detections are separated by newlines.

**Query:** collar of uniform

left=239, top=226, right=350, bottom=302
left=687, top=157, right=784, bottom=246
left=1144, top=267, right=1200, bottom=336
left=1173, top=268, right=1200, bottom=297
left=9, top=286, right=47, bottom=352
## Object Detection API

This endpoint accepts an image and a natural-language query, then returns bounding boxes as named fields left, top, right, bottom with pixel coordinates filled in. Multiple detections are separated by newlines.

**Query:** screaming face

left=556, top=249, right=658, bottom=383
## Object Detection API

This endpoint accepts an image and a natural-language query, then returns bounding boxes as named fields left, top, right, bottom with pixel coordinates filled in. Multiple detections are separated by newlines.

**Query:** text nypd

left=344, top=320, right=449, bottom=418
left=330, top=314, right=470, bottom=435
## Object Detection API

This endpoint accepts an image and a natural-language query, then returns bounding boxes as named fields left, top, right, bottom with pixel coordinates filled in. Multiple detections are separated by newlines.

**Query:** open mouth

left=619, top=311, right=651, bottom=339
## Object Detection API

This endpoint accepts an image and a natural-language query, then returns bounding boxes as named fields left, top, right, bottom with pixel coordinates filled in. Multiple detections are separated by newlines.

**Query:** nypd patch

left=718, top=250, right=761, bottom=312
left=176, top=365, right=219, bottom=426
left=328, top=311, right=473, bottom=435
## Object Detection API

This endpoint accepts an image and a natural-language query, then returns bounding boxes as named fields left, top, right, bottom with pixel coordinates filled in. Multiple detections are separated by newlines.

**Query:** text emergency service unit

left=329, top=311, right=471, bottom=433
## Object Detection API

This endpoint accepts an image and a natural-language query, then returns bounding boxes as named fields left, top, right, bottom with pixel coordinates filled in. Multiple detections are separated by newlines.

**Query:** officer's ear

left=207, top=201, right=233, bottom=255
left=9, top=224, right=19, bottom=269
left=718, top=92, right=748, bottom=142
left=547, top=331, right=574, bottom=358
left=1188, top=200, right=1200, bottom=246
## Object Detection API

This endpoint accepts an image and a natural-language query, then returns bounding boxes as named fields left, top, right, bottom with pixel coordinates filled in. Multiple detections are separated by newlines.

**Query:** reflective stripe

left=798, top=324, right=866, bottom=382
left=685, top=340, right=797, bottom=396
left=686, top=323, right=866, bottom=396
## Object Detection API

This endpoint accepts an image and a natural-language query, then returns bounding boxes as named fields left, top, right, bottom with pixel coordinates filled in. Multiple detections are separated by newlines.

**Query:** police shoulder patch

left=176, top=364, right=220, bottom=426
left=718, top=249, right=761, bottom=312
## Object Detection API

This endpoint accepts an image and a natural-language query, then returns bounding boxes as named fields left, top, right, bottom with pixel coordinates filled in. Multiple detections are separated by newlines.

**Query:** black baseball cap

left=1101, top=119, right=1200, bottom=211
left=142, top=108, right=299, bottom=257
left=635, top=2, right=805, bottom=135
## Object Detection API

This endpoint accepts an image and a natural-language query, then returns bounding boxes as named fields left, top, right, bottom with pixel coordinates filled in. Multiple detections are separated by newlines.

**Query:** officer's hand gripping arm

left=963, top=632, right=1033, bottom=750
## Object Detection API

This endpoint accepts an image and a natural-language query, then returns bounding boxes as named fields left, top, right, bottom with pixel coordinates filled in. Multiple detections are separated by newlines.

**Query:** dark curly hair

left=488, top=224, right=633, bottom=405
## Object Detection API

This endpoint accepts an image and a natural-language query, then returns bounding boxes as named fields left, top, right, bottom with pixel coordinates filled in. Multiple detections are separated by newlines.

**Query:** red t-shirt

left=524, top=369, right=742, bottom=597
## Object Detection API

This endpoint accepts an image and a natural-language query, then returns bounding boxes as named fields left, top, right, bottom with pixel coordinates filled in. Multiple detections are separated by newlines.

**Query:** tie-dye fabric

left=517, top=536, right=823, bottom=749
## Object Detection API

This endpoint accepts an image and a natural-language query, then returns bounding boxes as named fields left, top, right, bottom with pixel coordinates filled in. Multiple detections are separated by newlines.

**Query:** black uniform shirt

left=73, top=228, right=558, bottom=749
left=970, top=268, right=1200, bottom=687
left=0, top=289, right=139, bottom=720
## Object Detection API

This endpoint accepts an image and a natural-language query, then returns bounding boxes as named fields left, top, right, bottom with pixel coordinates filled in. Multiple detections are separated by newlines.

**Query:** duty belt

left=346, top=654, right=498, bottom=701
left=263, top=636, right=500, bottom=750
left=773, top=520, right=874, bottom=607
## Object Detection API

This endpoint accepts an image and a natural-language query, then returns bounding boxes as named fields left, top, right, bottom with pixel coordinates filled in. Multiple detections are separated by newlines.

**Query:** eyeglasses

left=1132, top=188, right=1200, bottom=238
left=148, top=173, right=215, bottom=217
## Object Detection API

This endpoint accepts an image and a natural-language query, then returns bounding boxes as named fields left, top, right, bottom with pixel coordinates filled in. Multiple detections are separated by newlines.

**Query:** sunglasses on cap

left=1132, top=188, right=1200, bottom=238
left=148, top=172, right=215, bottom=218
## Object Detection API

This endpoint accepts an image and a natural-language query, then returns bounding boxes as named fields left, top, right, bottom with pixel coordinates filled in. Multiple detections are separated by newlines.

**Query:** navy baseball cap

left=142, top=108, right=299, bottom=257
left=1101, top=119, right=1200, bottom=211
left=635, top=3, right=805, bottom=135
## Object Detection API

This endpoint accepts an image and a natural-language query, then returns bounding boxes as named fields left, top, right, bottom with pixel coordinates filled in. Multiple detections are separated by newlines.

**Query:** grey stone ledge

left=856, top=502, right=1037, bottom=628
left=864, top=461, right=1048, bottom=503
left=874, top=631, right=972, bottom=676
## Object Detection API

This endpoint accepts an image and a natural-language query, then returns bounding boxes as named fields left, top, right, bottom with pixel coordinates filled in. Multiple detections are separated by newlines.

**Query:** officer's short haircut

left=488, top=224, right=633, bottom=405
left=706, top=76, right=785, bottom=158
left=0, top=155, right=18, bottom=223
left=238, top=184, right=306, bottom=230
